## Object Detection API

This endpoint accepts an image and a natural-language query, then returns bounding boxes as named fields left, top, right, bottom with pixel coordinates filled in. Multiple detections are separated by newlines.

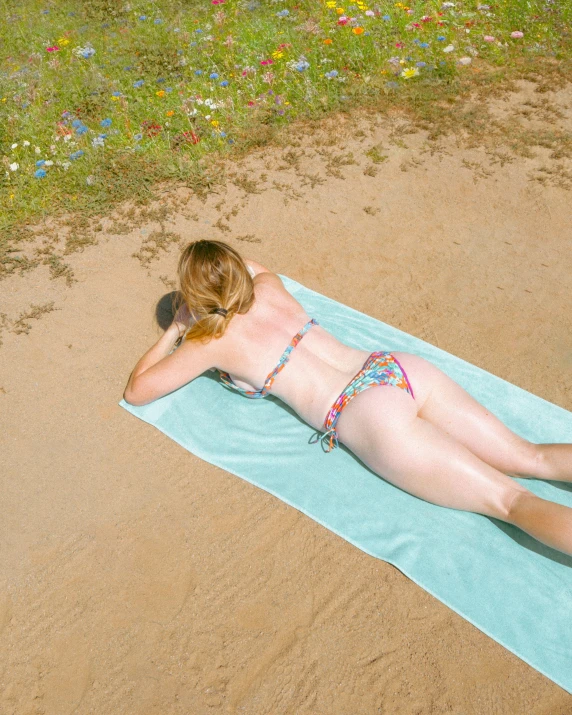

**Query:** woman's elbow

left=123, top=387, right=149, bottom=407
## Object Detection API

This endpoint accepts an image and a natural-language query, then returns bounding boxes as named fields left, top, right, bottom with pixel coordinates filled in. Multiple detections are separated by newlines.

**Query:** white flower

left=443, top=44, right=455, bottom=52
left=23, top=140, right=30, bottom=147
left=63, top=135, right=71, bottom=142
left=9, top=162, right=19, bottom=171
left=35, top=146, right=41, bottom=153
left=86, top=175, right=95, bottom=185
left=11, top=143, right=18, bottom=149
left=458, top=57, right=472, bottom=65
left=442, top=2, right=455, bottom=7
left=205, top=114, right=211, bottom=120
left=61, top=161, right=71, bottom=171
left=44, top=160, right=54, bottom=166
left=92, top=136, right=104, bottom=148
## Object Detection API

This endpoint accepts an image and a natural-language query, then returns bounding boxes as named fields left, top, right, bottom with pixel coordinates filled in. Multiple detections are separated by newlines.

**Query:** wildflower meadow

left=1, top=0, right=571, bottom=253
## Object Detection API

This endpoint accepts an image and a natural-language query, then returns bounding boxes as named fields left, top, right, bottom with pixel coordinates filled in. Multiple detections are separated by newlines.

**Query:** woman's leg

left=392, top=352, right=572, bottom=482
left=335, top=386, right=572, bottom=556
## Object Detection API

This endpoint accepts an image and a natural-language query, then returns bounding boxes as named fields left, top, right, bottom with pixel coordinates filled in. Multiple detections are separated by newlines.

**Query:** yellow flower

left=111, top=96, right=119, bottom=101
left=211, top=120, right=219, bottom=127
left=156, top=90, right=166, bottom=97
left=336, top=7, right=344, bottom=13
left=326, top=1, right=336, bottom=7
left=58, top=38, right=70, bottom=45
left=401, top=66, right=419, bottom=79
left=272, top=51, right=284, bottom=59
left=166, top=110, right=174, bottom=116
left=1, top=97, right=6, bottom=102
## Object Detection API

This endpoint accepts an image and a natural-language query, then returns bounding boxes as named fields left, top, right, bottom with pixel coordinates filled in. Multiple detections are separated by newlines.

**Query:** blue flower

left=99, top=133, right=107, bottom=139
left=41, top=9, right=49, bottom=14
left=81, top=48, right=96, bottom=59
left=154, top=18, right=163, bottom=24
left=437, top=35, right=446, bottom=41
left=228, top=138, right=235, bottom=144
left=133, top=79, right=144, bottom=88
left=416, top=61, right=427, bottom=67
left=166, top=87, right=173, bottom=92
left=220, top=80, right=229, bottom=87
left=325, top=70, right=339, bottom=79
left=195, top=69, right=202, bottom=75
left=123, top=66, right=133, bottom=71
left=295, top=60, right=310, bottom=71
left=177, top=49, right=183, bottom=55
left=72, top=119, right=82, bottom=128
left=383, top=14, right=391, bottom=20
left=209, top=72, right=219, bottom=79
left=112, top=91, right=122, bottom=97
left=134, top=133, right=143, bottom=141
left=139, top=15, right=147, bottom=20
left=156, top=78, right=166, bottom=83
left=220, top=131, right=227, bottom=137
left=195, top=28, right=203, bottom=33
left=419, top=42, right=429, bottom=48
left=75, top=125, right=88, bottom=135
left=36, top=160, right=46, bottom=167
left=35, top=168, right=47, bottom=178
left=100, top=118, right=112, bottom=127
left=69, top=150, right=84, bottom=160
left=413, top=39, right=420, bottom=44
left=277, top=9, right=289, bottom=16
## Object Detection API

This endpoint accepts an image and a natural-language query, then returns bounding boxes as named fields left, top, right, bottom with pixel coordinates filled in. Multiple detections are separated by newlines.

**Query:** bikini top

left=218, top=318, right=319, bottom=399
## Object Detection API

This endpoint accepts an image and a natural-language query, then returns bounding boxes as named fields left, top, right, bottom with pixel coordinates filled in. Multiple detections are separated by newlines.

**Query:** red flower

left=141, top=120, right=163, bottom=137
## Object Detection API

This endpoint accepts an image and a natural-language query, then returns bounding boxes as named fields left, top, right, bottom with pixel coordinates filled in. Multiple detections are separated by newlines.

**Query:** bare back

left=206, top=273, right=372, bottom=431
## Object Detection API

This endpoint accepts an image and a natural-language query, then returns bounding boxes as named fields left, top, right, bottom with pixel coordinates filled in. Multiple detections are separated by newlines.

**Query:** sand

left=1, top=79, right=571, bottom=714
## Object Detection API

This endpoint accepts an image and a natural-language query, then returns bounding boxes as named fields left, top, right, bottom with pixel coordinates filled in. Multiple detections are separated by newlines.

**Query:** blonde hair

left=177, top=239, right=255, bottom=344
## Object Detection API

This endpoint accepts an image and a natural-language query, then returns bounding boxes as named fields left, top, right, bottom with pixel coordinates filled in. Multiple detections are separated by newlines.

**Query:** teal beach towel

left=120, top=274, right=572, bottom=693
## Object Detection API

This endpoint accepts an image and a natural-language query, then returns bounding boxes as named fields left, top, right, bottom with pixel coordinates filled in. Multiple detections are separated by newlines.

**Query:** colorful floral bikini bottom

left=309, top=351, right=416, bottom=453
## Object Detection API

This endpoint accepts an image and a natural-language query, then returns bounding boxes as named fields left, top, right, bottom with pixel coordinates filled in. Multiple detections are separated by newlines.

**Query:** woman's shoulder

left=244, top=258, right=275, bottom=278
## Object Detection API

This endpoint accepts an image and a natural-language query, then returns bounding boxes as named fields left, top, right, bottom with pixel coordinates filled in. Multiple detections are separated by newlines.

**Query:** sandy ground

left=1, top=79, right=572, bottom=714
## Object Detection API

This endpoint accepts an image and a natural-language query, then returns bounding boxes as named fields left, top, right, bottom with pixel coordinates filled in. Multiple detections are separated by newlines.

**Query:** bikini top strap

left=259, top=318, right=319, bottom=395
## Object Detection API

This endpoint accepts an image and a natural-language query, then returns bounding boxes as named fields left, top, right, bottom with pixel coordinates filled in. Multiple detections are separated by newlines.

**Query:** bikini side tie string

left=308, top=427, right=339, bottom=453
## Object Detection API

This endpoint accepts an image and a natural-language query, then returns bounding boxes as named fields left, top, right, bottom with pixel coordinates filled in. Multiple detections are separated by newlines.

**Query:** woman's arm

left=123, top=322, right=186, bottom=405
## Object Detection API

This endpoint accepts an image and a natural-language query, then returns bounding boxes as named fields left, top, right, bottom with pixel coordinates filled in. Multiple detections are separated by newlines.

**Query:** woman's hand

left=172, top=301, right=193, bottom=339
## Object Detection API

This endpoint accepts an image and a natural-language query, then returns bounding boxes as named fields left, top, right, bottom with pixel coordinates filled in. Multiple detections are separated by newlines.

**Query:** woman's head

left=177, top=239, right=255, bottom=344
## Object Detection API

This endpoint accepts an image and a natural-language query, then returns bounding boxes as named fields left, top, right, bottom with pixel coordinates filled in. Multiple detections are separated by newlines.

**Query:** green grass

left=1, top=0, right=571, bottom=279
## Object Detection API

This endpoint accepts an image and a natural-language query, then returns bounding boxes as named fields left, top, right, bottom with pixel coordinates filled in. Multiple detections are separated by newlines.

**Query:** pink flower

left=510, top=30, right=524, bottom=39
left=483, top=35, right=495, bottom=42
left=46, top=46, right=60, bottom=52
left=337, top=16, right=349, bottom=25
left=395, top=42, right=405, bottom=48
left=260, top=58, right=273, bottom=66
left=212, top=0, right=225, bottom=4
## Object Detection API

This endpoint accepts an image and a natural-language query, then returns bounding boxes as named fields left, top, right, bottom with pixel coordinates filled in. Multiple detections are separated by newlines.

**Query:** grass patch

left=0, top=0, right=571, bottom=280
